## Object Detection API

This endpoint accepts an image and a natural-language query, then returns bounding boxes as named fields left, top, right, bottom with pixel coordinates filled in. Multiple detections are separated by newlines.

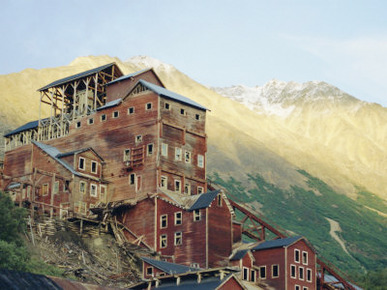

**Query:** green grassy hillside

left=210, top=170, right=387, bottom=276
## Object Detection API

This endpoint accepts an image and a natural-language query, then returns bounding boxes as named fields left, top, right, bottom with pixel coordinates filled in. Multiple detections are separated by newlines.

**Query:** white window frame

left=299, top=266, right=304, bottom=281
left=147, top=143, right=154, bottom=156
left=259, top=266, right=267, bottom=280
left=290, top=264, right=296, bottom=279
left=146, top=267, right=153, bottom=276
left=197, top=186, right=204, bottom=194
left=129, top=173, right=136, bottom=185
left=303, top=287, right=308, bottom=290
left=100, top=185, right=107, bottom=202
left=193, top=209, right=201, bottom=221
left=175, top=212, right=182, bottom=225
left=160, top=234, right=167, bottom=248
left=135, top=135, right=143, bottom=143
left=306, top=268, right=312, bottom=282
left=160, top=214, right=168, bottom=229
left=113, top=111, right=119, bottom=118
left=175, top=147, right=182, bottom=161
left=91, top=161, right=98, bottom=174
left=302, top=251, right=308, bottom=265
left=90, top=184, right=98, bottom=197
left=161, top=143, right=168, bottom=157
left=180, top=108, right=186, bottom=115
left=100, top=114, right=107, bottom=122
left=174, top=232, right=182, bottom=246
left=146, top=102, right=152, bottom=110
left=128, top=107, right=135, bottom=115
left=87, top=118, right=94, bottom=125
left=78, top=157, right=86, bottom=170
left=79, top=181, right=87, bottom=194
left=242, top=267, right=249, bottom=281
left=76, top=121, right=81, bottom=128
left=295, top=249, right=300, bottom=263
left=124, top=149, right=131, bottom=162
left=42, top=183, right=49, bottom=196
left=195, top=113, right=200, bottom=120
left=53, top=181, right=59, bottom=194
left=164, top=102, right=170, bottom=110
left=161, top=176, right=167, bottom=189
left=272, top=264, right=279, bottom=278
left=175, top=180, right=181, bottom=192
left=197, top=154, right=204, bottom=168
left=295, top=285, right=300, bottom=290
left=250, top=269, right=256, bottom=282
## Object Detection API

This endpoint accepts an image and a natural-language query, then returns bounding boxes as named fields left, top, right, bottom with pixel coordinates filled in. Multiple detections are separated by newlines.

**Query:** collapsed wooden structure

left=1, top=64, right=356, bottom=289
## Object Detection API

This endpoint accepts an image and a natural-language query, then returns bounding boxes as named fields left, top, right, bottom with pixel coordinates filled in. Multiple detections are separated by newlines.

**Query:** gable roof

left=251, top=236, right=303, bottom=251
left=96, top=98, right=122, bottom=111
left=38, top=63, right=122, bottom=91
left=142, top=257, right=200, bottom=275
left=189, top=190, right=220, bottom=211
left=57, top=147, right=104, bottom=161
left=132, top=80, right=208, bottom=111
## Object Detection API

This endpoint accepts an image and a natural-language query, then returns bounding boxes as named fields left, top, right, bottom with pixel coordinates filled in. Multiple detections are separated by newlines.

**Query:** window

left=129, top=173, right=136, bottom=185
left=90, top=184, right=97, bottom=197
left=88, top=118, right=94, bottom=125
left=250, top=269, right=256, bottom=282
left=113, top=111, right=119, bottom=118
left=146, top=102, right=152, bottom=110
left=79, top=157, right=85, bottom=170
left=100, top=114, right=107, bottom=122
left=272, top=264, right=279, bottom=278
left=135, top=135, right=142, bottom=143
left=100, top=185, right=107, bottom=201
left=174, top=232, right=182, bottom=246
left=161, top=143, right=168, bottom=157
left=195, top=114, right=200, bottom=120
left=124, top=149, right=131, bottom=162
left=76, top=121, right=81, bottom=128
left=160, top=234, right=167, bottom=248
left=79, top=181, right=86, bottom=194
left=299, top=267, right=304, bottom=280
left=175, top=212, right=182, bottom=225
left=302, top=251, right=308, bottom=265
left=184, top=183, right=191, bottom=195
left=53, top=181, right=59, bottom=194
left=306, top=268, right=312, bottom=282
left=193, top=209, right=201, bottom=221
left=242, top=267, right=249, bottom=281
left=295, top=285, right=300, bottom=290
left=175, top=147, right=182, bottom=161
left=185, top=151, right=191, bottom=163
left=197, top=155, right=204, bottom=168
left=128, top=107, right=135, bottom=114
left=164, top=103, right=170, bottom=110
left=147, top=144, right=154, bottom=156
left=290, top=265, right=296, bottom=278
left=160, top=214, right=168, bottom=228
left=295, top=249, right=300, bottom=263
left=259, top=266, right=266, bottom=279
left=217, top=194, right=222, bottom=206
left=303, top=287, right=308, bottom=290
left=161, top=176, right=167, bottom=188
left=91, top=161, right=98, bottom=174
left=180, top=108, right=185, bottom=115
left=146, top=267, right=153, bottom=276
left=42, top=183, right=49, bottom=196
left=175, top=180, right=181, bottom=192
left=197, top=186, right=204, bottom=194
left=190, top=263, right=200, bottom=269
left=137, top=175, right=142, bottom=192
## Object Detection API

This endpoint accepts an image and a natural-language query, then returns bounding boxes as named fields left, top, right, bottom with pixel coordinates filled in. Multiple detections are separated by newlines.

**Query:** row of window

left=79, top=182, right=106, bottom=199
left=160, top=210, right=201, bottom=229
left=160, top=232, right=182, bottom=248
left=75, top=102, right=202, bottom=129
left=294, top=249, right=309, bottom=265
left=242, top=264, right=279, bottom=282
left=295, top=285, right=310, bottom=290
left=160, top=176, right=204, bottom=195
left=78, top=157, right=98, bottom=174
left=290, top=265, right=313, bottom=283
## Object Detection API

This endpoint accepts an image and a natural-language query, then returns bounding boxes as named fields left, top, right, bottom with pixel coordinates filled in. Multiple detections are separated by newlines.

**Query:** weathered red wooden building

left=0, top=63, right=356, bottom=289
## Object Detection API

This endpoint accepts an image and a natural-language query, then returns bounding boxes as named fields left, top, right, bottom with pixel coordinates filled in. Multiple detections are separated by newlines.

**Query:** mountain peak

left=126, top=55, right=174, bottom=72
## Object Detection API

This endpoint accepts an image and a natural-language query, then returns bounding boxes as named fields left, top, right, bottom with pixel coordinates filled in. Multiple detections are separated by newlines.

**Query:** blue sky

left=1, top=0, right=387, bottom=106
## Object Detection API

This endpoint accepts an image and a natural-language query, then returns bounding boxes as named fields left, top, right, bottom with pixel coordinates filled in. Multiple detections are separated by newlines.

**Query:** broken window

left=185, top=151, right=191, bottom=163
left=79, top=157, right=85, bottom=170
left=197, top=186, right=204, bottom=194
left=88, top=118, right=94, bottom=125
left=175, top=180, right=181, bottom=192
left=136, top=135, right=142, bottom=143
left=161, top=143, right=168, bottom=157
left=90, top=184, right=98, bottom=197
left=146, top=267, right=153, bottom=276
left=42, top=183, right=49, bottom=196
left=124, top=149, right=131, bottom=162
left=193, top=209, right=201, bottom=221
left=195, top=114, right=200, bottom=120
left=147, top=144, right=154, bottom=156
left=184, top=183, right=191, bottom=195
left=79, top=181, right=86, bottom=194
left=174, top=232, right=182, bottom=246
left=146, top=103, right=152, bottom=110
left=53, top=181, right=59, bottom=194
left=160, top=234, right=167, bottom=248
left=164, top=103, right=170, bottom=110
left=175, top=147, right=182, bottom=161
left=161, top=176, right=167, bottom=188
left=76, top=121, right=81, bottom=128
left=180, top=108, right=185, bottom=115
left=197, top=154, right=204, bottom=168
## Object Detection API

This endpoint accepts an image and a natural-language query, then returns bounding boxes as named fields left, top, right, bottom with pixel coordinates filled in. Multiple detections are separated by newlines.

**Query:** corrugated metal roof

left=229, top=249, right=249, bottom=261
left=96, top=98, right=122, bottom=111
left=56, top=147, right=104, bottom=161
left=6, top=182, right=21, bottom=190
left=4, top=119, right=48, bottom=137
left=142, top=257, right=199, bottom=275
left=251, top=236, right=302, bottom=251
left=0, top=269, right=62, bottom=290
left=189, top=190, right=220, bottom=211
left=38, top=63, right=117, bottom=91
left=106, top=68, right=150, bottom=86
left=139, top=80, right=208, bottom=111
left=150, top=275, right=232, bottom=289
